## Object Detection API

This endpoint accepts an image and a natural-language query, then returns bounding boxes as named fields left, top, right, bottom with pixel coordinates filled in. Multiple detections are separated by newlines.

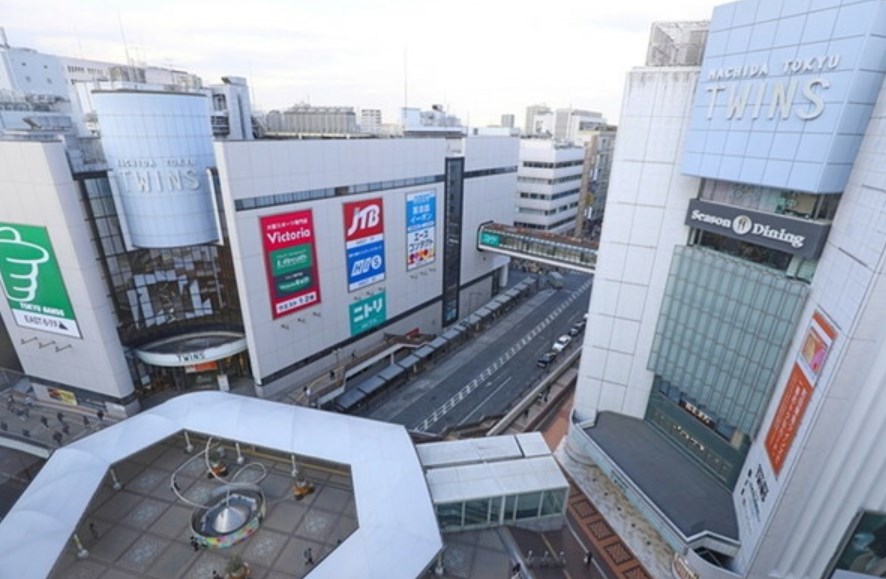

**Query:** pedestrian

left=329, top=369, right=335, bottom=380
left=304, top=547, right=314, bottom=565
left=96, top=409, right=104, bottom=423
left=40, top=416, right=49, bottom=429
left=351, top=351, right=356, bottom=361
left=584, top=551, right=593, bottom=566
left=52, top=431, right=62, bottom=445
left=24, top=395, right=33, bottom=409
left=56, top=411, right=64, bottom=423
left=89, top=522, right=99, bottom=540
left=212, top=571, right=221, bottom=579
left=62, top=423, right=70, bottom=435
left=82, top=415, right=90, bottom=427
left=305, top=386, right=312, bottom=399
left=189, top=536, right=199, bottom=552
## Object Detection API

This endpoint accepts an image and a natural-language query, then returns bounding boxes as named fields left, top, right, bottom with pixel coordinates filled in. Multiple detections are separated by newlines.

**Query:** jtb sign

left=260, top=210, right=321, bottom=318
left=0, top=223, right=81, bottom=338
left=343, top=199, right=386, bottom=291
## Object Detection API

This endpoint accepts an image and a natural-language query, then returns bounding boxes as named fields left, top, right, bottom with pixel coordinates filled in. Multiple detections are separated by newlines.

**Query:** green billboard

left=0, top=223, right=80, bottom=338
left=349, top=293, right=386, bottom=336
left=480, top=231, right=501, bottom=247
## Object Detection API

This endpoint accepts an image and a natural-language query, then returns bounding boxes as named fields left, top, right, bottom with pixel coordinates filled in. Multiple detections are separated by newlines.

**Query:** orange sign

left=765, top=365, right=813, bottom=476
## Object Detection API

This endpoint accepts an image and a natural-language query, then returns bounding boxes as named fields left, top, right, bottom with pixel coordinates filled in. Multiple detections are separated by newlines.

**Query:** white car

left=552, top=335, right=572, bottom=352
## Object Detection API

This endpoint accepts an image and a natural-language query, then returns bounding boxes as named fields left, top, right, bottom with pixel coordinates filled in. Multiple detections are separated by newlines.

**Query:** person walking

left=304, top=547, right=314, bottom=565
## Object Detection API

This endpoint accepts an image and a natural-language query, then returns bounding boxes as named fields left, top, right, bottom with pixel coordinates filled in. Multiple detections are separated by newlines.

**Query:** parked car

left=569, top=320, right=586, bottom=336
left=552, top=335, right=572, bottom=352
left=537, top=351, right=558, bottom=368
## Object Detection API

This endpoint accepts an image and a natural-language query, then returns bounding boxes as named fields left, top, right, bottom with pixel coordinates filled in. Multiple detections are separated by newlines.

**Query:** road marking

left=413, top=278, right=592, bottom=432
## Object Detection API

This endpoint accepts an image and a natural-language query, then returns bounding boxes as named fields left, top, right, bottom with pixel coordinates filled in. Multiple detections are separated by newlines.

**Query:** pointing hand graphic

left=0, top=226, right=49, bottom=303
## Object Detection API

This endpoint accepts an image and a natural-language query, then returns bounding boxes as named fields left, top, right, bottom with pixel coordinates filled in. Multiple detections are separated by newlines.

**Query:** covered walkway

left=478, top=223, right=597, bottom=273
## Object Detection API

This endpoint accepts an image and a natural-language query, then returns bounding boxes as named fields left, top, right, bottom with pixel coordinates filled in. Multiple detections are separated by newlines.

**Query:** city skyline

left=1, top=0, right=721, bottom=127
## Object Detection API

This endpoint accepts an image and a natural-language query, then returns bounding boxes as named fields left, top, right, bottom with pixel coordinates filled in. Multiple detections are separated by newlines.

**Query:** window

left=516, top=492, right=542, bottom=519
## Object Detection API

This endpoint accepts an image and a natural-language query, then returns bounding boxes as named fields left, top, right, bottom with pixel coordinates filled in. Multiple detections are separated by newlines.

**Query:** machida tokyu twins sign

left=682, top=0, right=886, bottom=194
left=0, top=223, right=81, bottom=338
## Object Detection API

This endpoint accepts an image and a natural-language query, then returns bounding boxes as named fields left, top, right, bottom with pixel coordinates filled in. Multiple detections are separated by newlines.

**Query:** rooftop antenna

left=0, top=27, right=8, bottom=48
left=117, top=11, right=133, bottom=68
left=403, top=47, right=408, bottom=111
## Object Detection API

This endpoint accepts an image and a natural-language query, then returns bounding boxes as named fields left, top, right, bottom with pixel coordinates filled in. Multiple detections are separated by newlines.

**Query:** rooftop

left=0, top=392, right=442, bottom=579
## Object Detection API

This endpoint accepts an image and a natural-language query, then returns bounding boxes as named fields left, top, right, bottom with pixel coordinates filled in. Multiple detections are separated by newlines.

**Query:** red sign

left=260, top=210, right=321, bottom=318
left=765, top=364, right=813, bottom=476
left=343, top=199, right=384, bottom=242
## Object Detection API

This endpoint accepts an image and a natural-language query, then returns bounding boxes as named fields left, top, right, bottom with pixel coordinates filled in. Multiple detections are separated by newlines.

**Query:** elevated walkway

left=478, top=223, right=597, bottom=273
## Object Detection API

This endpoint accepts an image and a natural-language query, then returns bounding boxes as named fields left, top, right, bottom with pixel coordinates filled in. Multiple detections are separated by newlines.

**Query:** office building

left=359, top=108, right=382, bottom=134
left=263, top=104, right=360, bottom=136
left=515, top=139, right=585, bottom=234
left=500, top=113, right=515, bottom=129
left=0, top=41, right=516, bottom=417
left=567, top=2, right=886, bottom=578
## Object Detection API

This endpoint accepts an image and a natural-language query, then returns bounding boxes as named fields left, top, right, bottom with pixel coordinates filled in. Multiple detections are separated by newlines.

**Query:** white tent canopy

left=0, top=392, right=442, bottom=579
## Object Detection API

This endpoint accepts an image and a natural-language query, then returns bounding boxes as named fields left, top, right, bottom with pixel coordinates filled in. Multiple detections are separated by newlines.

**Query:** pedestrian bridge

left=477, top=223, right=597, bottom=274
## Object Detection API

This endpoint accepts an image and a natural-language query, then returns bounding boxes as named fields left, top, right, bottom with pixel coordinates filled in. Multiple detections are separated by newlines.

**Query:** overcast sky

left=1, top=0, right=723, bottom=126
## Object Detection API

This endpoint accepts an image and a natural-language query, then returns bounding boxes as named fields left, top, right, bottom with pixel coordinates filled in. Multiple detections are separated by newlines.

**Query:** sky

left=1, top=0, right=724, bottom=127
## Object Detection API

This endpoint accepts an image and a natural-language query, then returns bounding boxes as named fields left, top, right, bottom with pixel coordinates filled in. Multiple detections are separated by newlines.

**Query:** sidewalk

left=503, top=390, right=657, bottom=579
left=0, top=392, right=110, bottom=452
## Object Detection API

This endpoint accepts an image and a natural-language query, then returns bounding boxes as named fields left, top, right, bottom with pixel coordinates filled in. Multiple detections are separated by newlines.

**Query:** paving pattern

left=47, top=435, right=357, bottom=579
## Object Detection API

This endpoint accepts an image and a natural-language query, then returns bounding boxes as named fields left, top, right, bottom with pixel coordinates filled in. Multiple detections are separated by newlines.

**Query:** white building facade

left=515, top=139, right=585, bottom=234
left=567, top=1, right=886, bottom=578
left=0, top=41, right=516, bottom=415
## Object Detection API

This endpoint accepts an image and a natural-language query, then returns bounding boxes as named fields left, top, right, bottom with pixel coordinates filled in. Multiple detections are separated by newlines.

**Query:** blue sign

left=406, top=190, right=436, bottom=271
left=347, top=240, right=386, bottom=291
left=406, top=191, right=436, bottom=230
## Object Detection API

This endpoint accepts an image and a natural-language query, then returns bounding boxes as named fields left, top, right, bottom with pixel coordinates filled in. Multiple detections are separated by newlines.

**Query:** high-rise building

left=553, top=108, right=606, bottom=143
left=360, top=108, right=382, bottom=134
left=515, top=140, right=585, bottom=234
left=500, top=114, right=515, bottom=129
left=0, top=41, right=516, bottom=417
left=566, top=2, right=886, bottom=578
left=524, top=104, right=553, bottom=137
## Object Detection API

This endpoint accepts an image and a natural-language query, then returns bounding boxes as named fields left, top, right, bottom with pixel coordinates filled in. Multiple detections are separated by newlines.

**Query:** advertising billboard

left=343, top=199, right=385, bottom=291
left=682, top=0, right=886, bottom=193
left=0, top=223, right=80, bottom=338
left=93, top=91, right=219, bottom=248
left=765, top=311, right=836, bottom=475
left=349, top=293, right=386, bottom=336
left=260, top=211, right=321, bottom=318
left=406, top=190, right=436, bottom=270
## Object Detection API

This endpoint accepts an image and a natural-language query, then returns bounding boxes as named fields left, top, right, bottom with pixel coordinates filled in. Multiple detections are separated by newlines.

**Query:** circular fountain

left=191, top=483, right=266, bottom=549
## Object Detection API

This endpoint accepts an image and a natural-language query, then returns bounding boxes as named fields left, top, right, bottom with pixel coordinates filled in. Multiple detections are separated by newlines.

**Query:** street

left=360, top=271, right=592, bottom=435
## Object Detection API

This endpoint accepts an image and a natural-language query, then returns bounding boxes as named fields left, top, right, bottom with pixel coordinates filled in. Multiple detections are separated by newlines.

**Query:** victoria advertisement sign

left=344, top=199, right=386, bottom=291
left=685, top=199, right=829, bottom=259
left=0, top=223, right=81, bottom=338
left=260, top=210, right=321, bottom=319
left=406, top=190, right=436, bottom=270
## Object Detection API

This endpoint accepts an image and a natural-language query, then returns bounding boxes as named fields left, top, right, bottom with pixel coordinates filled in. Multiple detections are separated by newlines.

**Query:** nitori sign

left=0, top=223, right=80, bottom=338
